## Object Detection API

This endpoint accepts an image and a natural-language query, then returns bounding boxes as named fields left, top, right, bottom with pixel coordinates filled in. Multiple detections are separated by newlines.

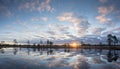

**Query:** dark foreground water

left=0, top=48, right=120, bottom=69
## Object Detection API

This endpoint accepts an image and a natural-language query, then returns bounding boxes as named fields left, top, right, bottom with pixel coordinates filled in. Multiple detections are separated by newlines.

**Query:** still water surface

left=0, top=48, right=120, bottom=69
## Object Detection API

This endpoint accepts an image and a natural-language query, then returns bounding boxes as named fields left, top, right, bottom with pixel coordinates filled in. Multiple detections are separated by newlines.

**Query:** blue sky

left=0, top=0, right=120, bottom=44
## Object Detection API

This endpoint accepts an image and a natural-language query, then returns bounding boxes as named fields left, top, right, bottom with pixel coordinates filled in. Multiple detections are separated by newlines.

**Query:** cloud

left=16, top=20, right=41, bottom=30
left=19, top=2, right=30, bottom=10
left=102, top=27, right=120, bottom=38
left=99, top=0, right=108, bottom=3
left=112, top=27, right=120, bottom=31
left=96, top=15, right=115, bottom=26
left=0, top=5, right=13, bottom=17
left=56, top=25, right=69, bottom=34
left=96, top=5, right=116, bottom=26
left=57, top=12, right=83, bottom=24
left=18, top=0, right=38, bottom=12
left=92, top=27, right=106, bottom=35
left=37, top=0, right=54, bottom=12
left=47, top=31, right=56, bottom=35
left=41, top=17, right=48, bottom=22
left=19, top=0, right=54, bottom=12
left=31, top=17, right=48, bottom=22
left=68, top=55, right=90, bottom=69
left=48, top=24, right=69, bottom=34
left=105, top=27, right=120, bottom=33
left=57, top=12, right=73, bottom=22
left=0, top=31, right=38, bottom=42
left=66, top=35, right=78, bottom=40
left=116, top=16, right=120, bottom=20
left=96, top=15, right=111, bottom=23
left=81, top=35, right=105, bottom=44
left=46, top=24, right=70, bottom=40
left=75, top=21, right=90, bottom=36
left=57, top=12, right=90, bottom=36
left=98, top=6, right=114, bottom=15
left=6, top=11, right=13, bottom=17
left=16, top=20, right=28, bottom=27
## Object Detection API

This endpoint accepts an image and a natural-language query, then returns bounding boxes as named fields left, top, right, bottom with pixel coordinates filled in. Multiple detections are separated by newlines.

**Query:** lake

left=0, top=47, right=120, bottom=69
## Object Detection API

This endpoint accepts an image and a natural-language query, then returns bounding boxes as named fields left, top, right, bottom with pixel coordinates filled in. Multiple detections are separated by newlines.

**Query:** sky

left=0, top=0, right=120, bottom=44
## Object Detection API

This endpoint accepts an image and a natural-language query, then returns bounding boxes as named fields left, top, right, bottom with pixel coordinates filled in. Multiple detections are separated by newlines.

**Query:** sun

left=70, top=42, right=79, bottom=48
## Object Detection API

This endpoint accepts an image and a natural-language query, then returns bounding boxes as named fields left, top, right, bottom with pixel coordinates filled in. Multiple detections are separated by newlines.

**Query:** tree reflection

left=27, top=48, right=30, bottom=55
left=47, top=49, right=54, bottom=55
left=40, top=50, right=43, bottom=55
left=107, top=50, right=119, bottom=62
left=64, top=43, right=70, bottom=52
left=13, top=48, right=18, bottom=55
left=0, top=48, right=5, bottom=54
left=64, top=48, right=70, bottom=52
left=33, top=48, right=36, bottom=52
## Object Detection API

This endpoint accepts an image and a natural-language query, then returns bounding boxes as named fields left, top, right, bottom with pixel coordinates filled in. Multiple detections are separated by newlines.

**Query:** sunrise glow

left=0, top=0, right=120, bottom=69
left=70, top=42, right=79, bottom=48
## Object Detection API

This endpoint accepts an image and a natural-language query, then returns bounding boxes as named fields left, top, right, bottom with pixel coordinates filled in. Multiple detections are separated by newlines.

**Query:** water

left=0, top=47, right=120, bottom=69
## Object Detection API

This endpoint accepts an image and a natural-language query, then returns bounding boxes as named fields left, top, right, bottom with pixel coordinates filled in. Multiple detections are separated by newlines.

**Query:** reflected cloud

left=0, top=48, right=120, bottom=69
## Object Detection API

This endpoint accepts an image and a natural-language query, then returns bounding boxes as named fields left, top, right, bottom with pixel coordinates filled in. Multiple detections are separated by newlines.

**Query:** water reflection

left=13, top=48, right=18, bottom=55
left=107, top=50, right=119, bottom=62
left=0, top=47, right=119, bottom=58
left=0, top=48, right=120, bottom=69
left=64, top=48, right=70, bottom=52
left=0, top=48, right=5, bottom=53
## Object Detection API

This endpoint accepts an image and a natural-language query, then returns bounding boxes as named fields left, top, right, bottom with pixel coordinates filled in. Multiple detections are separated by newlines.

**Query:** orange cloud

left=98, top=6, right=114, bottom=15
left=96, top=15, right=111, bottom=23
left=37, top=0, right=54, bottom=12
left=57, top=12, right=84, bottom=24
left=19, top=0, right=54, bottom=12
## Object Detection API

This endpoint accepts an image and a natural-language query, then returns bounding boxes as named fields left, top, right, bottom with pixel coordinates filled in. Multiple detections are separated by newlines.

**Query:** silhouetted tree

left=40, top=40, right=43, bottom=44
left=47, top=40, right=50, bottom=45
left=13, top=39, right=18, bottom=45
left=107, top=34, right=113, bottom=46
left=40, top=40, right=43, bottom=47
left=81, top=41, right=84, bottom=45
left=27, top=40, right=30, bottom=45
left=99, top=42, right=102, bottom=45
left=112, top=35, right=119, bottom=56
left=49, top=41, right=53, bottom=48
left=112, top=35, right=118, bottom=46
left=33, top=43, right=36, bottom=46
